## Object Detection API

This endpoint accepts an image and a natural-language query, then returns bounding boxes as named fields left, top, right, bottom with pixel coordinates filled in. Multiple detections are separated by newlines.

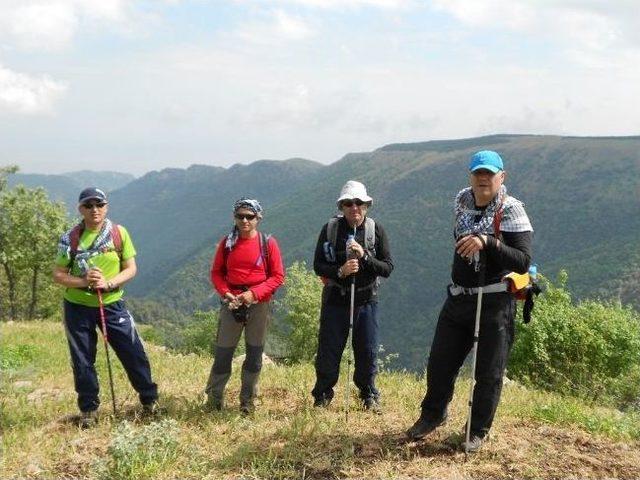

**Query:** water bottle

left=528, top=263, right=538, bottom=281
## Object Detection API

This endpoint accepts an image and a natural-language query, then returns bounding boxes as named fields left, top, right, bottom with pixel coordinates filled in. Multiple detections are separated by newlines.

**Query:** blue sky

left=1, top=0, right=638, bottom=175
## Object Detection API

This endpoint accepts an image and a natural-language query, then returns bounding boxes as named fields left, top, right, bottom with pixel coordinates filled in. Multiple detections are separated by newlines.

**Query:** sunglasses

left=82, top=202, right=107, bottom=209
left=341, top=199, right=366, bottom=208
left=235, top=213, right=257, bottom=221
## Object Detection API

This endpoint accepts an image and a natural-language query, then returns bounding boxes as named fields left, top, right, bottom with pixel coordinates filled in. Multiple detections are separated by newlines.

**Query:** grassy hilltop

left=2, top=321, right=639, bottom=479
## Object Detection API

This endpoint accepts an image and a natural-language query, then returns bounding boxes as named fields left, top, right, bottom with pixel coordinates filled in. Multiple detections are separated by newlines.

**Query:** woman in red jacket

left=205, top=198, right=285, bottom=414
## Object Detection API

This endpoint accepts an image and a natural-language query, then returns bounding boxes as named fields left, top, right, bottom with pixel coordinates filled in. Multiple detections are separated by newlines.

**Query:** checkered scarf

left=57, top=219, right=115, bottom=275
left=454, top=185, right=533, bottom=238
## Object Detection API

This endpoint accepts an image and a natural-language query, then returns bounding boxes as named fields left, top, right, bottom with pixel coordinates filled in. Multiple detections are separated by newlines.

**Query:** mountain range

left=12, top=135, right=640, bottom=368
left=8, top=171, right=135, bottom=211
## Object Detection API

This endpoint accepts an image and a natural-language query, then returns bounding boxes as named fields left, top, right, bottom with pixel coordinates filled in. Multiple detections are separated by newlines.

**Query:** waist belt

left=325, top=279, right=378, bottom=296
left=449, top=282, right=508, bottom=296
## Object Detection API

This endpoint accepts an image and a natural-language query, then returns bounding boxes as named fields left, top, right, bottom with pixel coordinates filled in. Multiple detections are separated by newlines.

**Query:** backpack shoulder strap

left=327, top=216, right=340, bottom=248
left=69, top=224, right=85, bottom=264
left=493, top=197, right=506, bottom=239
left=110, top=223, right=123, bottom=259
left=259, top=232, right=271, bottom=276
left=364, top=217, right=376, bottom=252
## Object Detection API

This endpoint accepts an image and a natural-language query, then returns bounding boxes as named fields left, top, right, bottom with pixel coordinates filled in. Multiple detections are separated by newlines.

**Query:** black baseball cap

left=78, top=187, right=107, bottom=204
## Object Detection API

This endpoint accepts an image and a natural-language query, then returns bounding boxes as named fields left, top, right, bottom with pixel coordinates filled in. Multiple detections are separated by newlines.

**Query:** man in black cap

left=53, top=187, right=158, bottom=427
left=406, top=151, right=533, bottom=452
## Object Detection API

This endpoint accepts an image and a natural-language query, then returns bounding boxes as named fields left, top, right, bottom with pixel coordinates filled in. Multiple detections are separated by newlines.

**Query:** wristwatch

left=107, top=281, right=114, bottom=292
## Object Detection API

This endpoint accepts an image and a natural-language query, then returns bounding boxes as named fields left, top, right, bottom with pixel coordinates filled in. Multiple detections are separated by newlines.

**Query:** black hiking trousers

left=419, top=288, right=515, bottom=437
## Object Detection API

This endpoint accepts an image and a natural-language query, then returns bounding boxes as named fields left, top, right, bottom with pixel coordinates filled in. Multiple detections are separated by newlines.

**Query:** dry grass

left=2, top=320, right=639, bottom=479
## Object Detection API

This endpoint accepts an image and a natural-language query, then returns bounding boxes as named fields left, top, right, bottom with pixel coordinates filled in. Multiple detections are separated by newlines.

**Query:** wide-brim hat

left=336, top=180, right=373, bottom=207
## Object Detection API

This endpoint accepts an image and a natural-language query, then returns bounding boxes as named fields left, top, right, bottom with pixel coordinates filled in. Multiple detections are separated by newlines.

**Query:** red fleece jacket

left=210, top=233, right=285, bottom=302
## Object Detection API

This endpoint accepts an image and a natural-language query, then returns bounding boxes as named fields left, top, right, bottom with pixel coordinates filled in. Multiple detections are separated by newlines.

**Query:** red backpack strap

left=493, top=208, right=503, bottom=238
left=69, top=224, right=84, bottom=265
left=110, top=223, right=123, bottom=259
left=493, top=197, right=505, bottom=239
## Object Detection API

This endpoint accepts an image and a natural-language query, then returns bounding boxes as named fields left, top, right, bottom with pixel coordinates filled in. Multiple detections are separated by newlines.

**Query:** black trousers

left=63, top=299, right=158, bottom=412
left=420, top=289, right=515, bottom=437
left=312, top=300, right=380, bottom=402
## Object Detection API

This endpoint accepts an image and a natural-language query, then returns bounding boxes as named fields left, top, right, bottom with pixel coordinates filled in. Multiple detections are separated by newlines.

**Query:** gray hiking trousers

left=205, top=302, right=271, bottom=404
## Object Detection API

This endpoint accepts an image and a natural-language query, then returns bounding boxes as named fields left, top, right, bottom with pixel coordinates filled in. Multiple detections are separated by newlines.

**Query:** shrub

left=509, top=271, right=640, bottom=409
left=274, top=261, right=323, bottom=363
left=95, top=419, right=180, bottom=480
left=177, top=309, right=219, bottom=356
left=0, top=344, right=37, bottom=371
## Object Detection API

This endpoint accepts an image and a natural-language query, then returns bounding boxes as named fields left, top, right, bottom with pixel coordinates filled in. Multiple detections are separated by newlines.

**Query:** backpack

left=321, top=215, right=379, bottom=295
left=222, top=232, right=271, bottom=277
left=323, top=215, right=376, bottom=263
left=69, top=222, right=123, bottom=265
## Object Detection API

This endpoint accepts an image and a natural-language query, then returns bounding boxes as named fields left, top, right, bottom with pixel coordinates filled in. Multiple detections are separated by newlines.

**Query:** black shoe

left=313, top=396, right=332, bottom=408
left=205, top=395, right=224, bottom=411
left=240, top=399, right=255, bottom=416
left=461, top=433, right=485, bottom=453
left=406, top=415, right=445, bottom=440
left=142, top=400, right=163, bottom=416
left=363, top=398, right=382, bottom=415
left=79, top=410, right=98, bottom=429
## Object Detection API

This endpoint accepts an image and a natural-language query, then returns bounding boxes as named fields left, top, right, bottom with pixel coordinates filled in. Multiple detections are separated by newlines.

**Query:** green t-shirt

left=55, top=224, right=136, bottom=307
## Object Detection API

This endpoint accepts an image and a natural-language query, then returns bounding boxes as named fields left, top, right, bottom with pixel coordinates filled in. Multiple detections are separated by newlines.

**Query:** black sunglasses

left=235, top=213, right=257, bottom=221
left=341, top=199, right=365, bottom=208
left=82, top=202, right=107, bottom=209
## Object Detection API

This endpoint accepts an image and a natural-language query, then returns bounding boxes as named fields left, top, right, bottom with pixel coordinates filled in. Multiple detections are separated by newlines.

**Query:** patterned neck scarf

left=58, top=219, right=115, bottom=275
left=454, top=185, right=507, bottom=238
left=453, top=185, right=533, bottom=270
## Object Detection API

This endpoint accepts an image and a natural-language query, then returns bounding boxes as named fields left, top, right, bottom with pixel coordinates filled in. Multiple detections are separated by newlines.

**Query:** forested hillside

left=10, top=135, right=640, bottom=369
left=117, top=135, right=639, bottom=368
left=107, top=159, right=323, bottom=294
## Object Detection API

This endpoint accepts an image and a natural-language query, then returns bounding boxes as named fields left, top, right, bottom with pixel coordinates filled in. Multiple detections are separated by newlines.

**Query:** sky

left=1, top=0, right=639, bottom=176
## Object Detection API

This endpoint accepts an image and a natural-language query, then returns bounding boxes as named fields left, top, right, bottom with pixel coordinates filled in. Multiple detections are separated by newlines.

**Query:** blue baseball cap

left=78, top=187, right=107, bottom=204
left=469, top=150, right=504, bottom=173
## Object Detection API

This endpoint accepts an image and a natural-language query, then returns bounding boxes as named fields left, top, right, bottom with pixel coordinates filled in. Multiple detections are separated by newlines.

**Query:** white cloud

left=235, top=9, right=315, bottom=44
left=0, top=0, right=131, bottom=51
left=273, top=10, right=314, bottom=39
left=431, top=0, right=640, bottom=65
left=237, top=0, right=411, bottom=9
left=0, top=63, right=66, bottom=114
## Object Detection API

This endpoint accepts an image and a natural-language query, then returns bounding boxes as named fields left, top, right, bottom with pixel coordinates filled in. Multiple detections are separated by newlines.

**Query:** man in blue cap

left=406, top=151, right=533, bottom=452
left=53, top=187, right=159, bottom=427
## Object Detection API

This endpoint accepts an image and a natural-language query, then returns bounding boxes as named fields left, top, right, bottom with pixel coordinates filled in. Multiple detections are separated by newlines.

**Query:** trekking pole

left=97, top=288, right=117, bottom=416
left=343, top=226, right=357, bottom=422
left=465, top=252, right=485, bottom=459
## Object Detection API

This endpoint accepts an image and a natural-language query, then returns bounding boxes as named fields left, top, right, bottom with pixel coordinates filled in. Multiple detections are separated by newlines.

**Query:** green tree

left=275, top=261, right=323, bottom=363
left=0, top=184, right=69, bottom=320
left=0, top=165, right=18, bottom=192
left=509, top=271, right=640, bottom=408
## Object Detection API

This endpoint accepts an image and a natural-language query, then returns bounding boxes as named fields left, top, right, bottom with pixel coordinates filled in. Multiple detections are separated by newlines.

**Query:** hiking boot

left=79, top=410, right=98, bottom=429
left=205, top=395, right=224, bottom=411
left=313, top=396, right=332, bottom=408
left=363, top=398, right=382, bottom=415
left=240, top=399, right=255, bottom=416
left=406, top=415, right=445, bottom=440
left=141, top=400, right=162, bottom=416
left=461, top=433, right=485, bottom=453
